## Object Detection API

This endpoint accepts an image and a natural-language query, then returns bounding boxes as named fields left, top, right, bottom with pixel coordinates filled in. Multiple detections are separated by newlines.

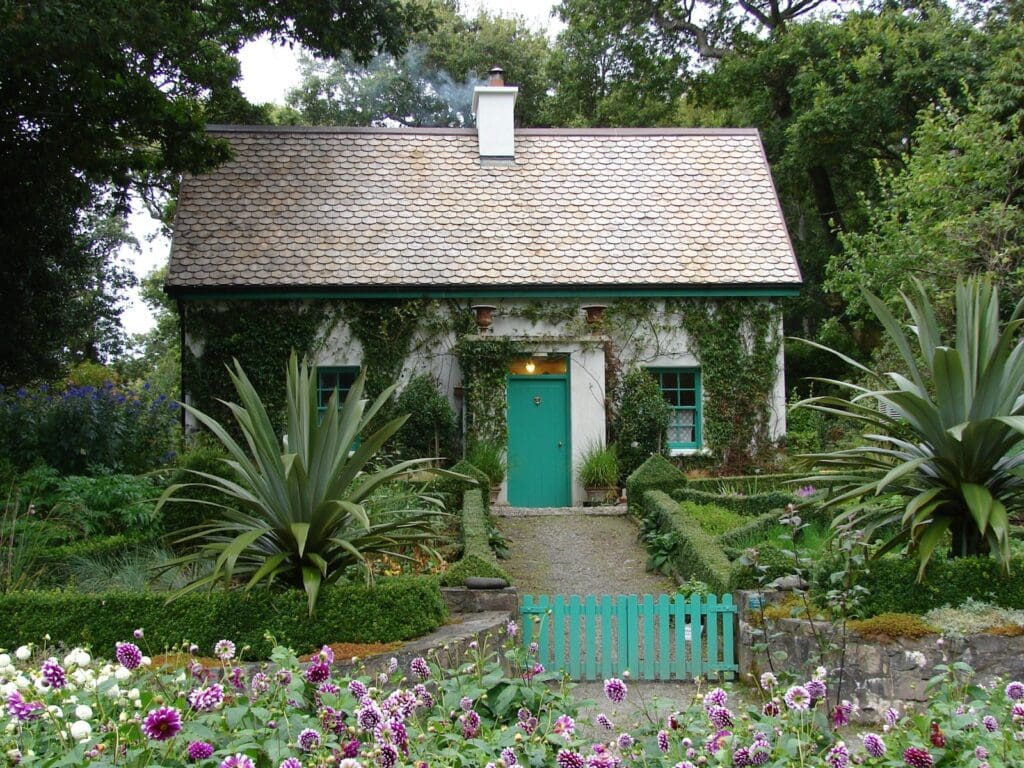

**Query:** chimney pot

left=488, top=66, right=505, bottom=87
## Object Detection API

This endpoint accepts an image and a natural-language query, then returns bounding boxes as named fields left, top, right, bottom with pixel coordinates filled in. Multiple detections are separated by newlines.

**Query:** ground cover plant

left=5, top=624, right=1024, bottom=767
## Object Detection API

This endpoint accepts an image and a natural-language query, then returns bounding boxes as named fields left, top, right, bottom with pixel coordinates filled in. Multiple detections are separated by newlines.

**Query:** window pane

left=663, top=390, right=679, bottom=407
left=321, top=372, right=338, bottom=390
left=679, top=372, right=695, bottom=388
left=680, top=390, right=696, bottom=407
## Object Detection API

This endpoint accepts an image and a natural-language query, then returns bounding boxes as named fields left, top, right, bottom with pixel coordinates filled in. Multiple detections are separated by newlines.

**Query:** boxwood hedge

left=626, top=455, right=686, bottom=519
left=0, top=576, right=446, bottom=657
left=439, top=489, right=510, bottom=586
left=644, top=490, right=731, bottom=593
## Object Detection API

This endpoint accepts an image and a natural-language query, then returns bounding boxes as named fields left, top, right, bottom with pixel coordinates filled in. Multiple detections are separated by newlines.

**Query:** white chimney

left=472, top=66, right=518, bottom=163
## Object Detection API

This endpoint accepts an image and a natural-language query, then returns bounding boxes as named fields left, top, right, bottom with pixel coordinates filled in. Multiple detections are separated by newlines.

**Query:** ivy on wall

left=672, top=299, right=782, bottom=473
left=181, top=300, right=330, bottom=434
left=341, top=300, right=424, bottom=402
left=453, top=335, right=523, bottom=447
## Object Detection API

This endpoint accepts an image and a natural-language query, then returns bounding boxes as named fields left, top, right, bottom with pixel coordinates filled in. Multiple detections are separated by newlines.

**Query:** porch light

left=524, top=359, right=536, bottom=373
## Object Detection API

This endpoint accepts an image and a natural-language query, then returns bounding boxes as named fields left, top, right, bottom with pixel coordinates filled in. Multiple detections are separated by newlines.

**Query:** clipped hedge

left=671, top=486, right=793, bottom=517
left=717, top=512, right=782, bottom=550
left=0, top=577, right=446, bottom=657
left=685, top=473, right=803, bottom=494
left=440, top=489, right=511, bottom=587
left=645, top=491, right=730, bottom=593
left=834, top=556, right=1024, bottom=618
left=626, top=455, right=686, bottom=520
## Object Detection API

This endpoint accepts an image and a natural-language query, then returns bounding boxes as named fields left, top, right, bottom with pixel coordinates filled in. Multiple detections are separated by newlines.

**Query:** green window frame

left=316, top=366, right=359, bottom=416
left=648, top=368, right=701, bottom=450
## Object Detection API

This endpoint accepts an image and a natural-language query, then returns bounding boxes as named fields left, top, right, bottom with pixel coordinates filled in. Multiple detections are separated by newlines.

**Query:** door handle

left=557, top=441, right=564, bottom=448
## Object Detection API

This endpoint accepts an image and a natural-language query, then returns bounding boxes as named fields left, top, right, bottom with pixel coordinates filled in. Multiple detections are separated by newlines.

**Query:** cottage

left=165, top=70, right=802, bottom=507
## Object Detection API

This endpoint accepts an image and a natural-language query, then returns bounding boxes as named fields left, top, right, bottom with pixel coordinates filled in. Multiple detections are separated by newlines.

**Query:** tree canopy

left=0, top=0, right=427, bottom=384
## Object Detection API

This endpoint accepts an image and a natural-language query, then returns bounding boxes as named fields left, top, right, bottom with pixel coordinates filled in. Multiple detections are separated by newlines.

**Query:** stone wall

left=735, top=590, right=1024, bottom=721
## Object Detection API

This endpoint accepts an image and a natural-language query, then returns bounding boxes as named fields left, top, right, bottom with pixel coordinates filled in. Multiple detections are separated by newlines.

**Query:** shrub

left=671, top=486, right=794, bottom=517
left=0, top=381, right=179, bottom=474
left=644, top=491, right=731, bottom=593
left=163, top=442, right=243, bottom=535
left=728, top=544, right=797, bottom=590
left=395, top=374, right=456, bottom=461
left=846, top=555, right=1024, bottom=617
left=50, top=472, right=163, bottom=538
left=626, top=454, right=686, bottom=520
left=0, top=576, right=445, bottom=656
left=439, top=555, right=511, bottom=587
left=686, top=473, right=803, bottom=494
left=678, top=500, right=747, bottom=536
left=614, top=368, right=670, bottom=481
left=847, top=612, right=939, bottom=640
left=33, top=534, right=150, bottom=586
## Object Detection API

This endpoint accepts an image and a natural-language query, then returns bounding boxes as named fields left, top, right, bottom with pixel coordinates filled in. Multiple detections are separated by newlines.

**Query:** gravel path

left=495, top=510, right=675, bottom=599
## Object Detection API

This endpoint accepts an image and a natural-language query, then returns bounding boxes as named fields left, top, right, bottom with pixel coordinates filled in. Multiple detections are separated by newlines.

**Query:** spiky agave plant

left=794, top=277, right=1024, bottom=579
left=158, top=352, right=447, bottom=613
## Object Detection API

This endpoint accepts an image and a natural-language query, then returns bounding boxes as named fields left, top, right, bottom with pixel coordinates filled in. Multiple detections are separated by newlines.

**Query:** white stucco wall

left=190, top=297, right=788, bottom=504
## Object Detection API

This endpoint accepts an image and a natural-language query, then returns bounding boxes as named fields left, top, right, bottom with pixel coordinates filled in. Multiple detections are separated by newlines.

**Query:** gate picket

left=520, top=593, right=736, bottom=681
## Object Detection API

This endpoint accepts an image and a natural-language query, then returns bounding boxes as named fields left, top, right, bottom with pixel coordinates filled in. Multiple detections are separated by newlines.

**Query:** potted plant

left=466, top=441, right=506, bottom=503
left=577, top=442, right=619, bottom=504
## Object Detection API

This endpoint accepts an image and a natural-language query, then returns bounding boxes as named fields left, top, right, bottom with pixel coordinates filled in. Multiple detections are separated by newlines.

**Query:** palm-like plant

left=795, top=277, right=1024, bottom=579
left=159, top=352, right=446, bottom=613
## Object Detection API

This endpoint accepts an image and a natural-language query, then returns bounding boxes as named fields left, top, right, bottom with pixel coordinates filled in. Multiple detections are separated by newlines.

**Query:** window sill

left=669, top=447, right=711, bottom=457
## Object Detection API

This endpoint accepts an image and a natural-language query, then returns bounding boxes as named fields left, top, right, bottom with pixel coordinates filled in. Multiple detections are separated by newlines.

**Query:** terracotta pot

left=489, top=485, right=501, bottom=504
left=471, top=304, right=497, bottom=332
left=582, top=304, right=608, bottom=325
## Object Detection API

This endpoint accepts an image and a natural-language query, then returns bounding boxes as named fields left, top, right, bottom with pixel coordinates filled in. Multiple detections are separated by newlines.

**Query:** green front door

left=507, top=377, right=570, bottom=507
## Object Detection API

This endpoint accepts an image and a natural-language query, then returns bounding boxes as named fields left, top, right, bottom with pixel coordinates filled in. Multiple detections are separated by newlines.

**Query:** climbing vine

left=671, top=299, right=782, bottom=473
left=453, top=335, right=524, bottom=447
left=182, top=300, right=330, bottom=434
left=341, top=300, right=425, bottom=401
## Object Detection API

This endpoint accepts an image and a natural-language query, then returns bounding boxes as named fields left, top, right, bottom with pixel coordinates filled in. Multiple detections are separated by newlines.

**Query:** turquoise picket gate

left=519, top=594, right=737, bottom=681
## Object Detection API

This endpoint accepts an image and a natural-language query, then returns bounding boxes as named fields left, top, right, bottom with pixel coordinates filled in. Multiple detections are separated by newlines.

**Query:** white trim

left=669, top=447, right=712, bottom=457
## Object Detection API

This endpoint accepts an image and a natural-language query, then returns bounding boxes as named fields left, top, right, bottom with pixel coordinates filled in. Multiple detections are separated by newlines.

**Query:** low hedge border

left=728, top=543, right=796, bottom=590
left=685, top=473, right=803, bottom=494
left=670, top=487, right=794, bottom=517
left=644, top=490, right=731, bottom=594
left=626, top=455, right=687, bottom=520
left=814, top=555, right=1024, bottom=618
left=0, top=576, right=446, bottom=657
left=440, top=489, right=511, bottom=587
left=434, top=460, right=490, bottom=517
left=716, top=511, right=782, bottom=550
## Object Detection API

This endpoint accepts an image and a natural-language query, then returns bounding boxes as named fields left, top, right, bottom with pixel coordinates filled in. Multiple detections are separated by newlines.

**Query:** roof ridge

left=205, top=124, right=761, bottom=137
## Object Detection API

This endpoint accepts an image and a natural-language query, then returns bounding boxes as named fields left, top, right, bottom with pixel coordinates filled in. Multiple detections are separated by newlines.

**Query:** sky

left=120, top=0, right=561, bottom=337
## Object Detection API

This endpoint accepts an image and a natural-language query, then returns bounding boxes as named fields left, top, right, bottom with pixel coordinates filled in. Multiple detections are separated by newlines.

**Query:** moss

left=848, top=613, right=939, bottom=641
left=439, top=555, right=511, bottom=587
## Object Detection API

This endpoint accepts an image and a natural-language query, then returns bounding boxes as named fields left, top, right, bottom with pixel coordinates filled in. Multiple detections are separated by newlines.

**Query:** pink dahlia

left=142, top=706, right=182, bottom=741
left=603, top=678, right=627, bottom=704
left=902, top=747, right=933, bottom=768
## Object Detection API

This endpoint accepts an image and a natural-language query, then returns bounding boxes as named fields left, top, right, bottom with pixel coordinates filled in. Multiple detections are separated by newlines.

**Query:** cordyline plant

left=158, top=352, right=448, bottom=613
left=794, top=277, right=1024, bottom=579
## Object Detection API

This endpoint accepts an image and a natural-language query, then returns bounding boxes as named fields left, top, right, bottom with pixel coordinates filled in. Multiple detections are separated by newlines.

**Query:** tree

left=829, top=27, right=1024, bottom=326
left=0, top=0, right=426, bottom=385
left=796, top=278, right=1024, bottom=578
left=287, top=2, right=552, bottom=127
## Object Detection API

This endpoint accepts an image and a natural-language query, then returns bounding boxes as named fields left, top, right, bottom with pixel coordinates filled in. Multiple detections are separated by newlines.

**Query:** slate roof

left=166, top=126, right=801, bottom=292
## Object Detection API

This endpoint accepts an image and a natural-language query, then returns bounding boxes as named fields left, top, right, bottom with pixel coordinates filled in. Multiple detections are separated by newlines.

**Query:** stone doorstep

left=492, top=505, right=626, bottom=517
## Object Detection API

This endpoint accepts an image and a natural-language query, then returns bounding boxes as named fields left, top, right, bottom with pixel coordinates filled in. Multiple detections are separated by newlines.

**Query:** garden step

left=492, top=505, right=625, bottom=517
